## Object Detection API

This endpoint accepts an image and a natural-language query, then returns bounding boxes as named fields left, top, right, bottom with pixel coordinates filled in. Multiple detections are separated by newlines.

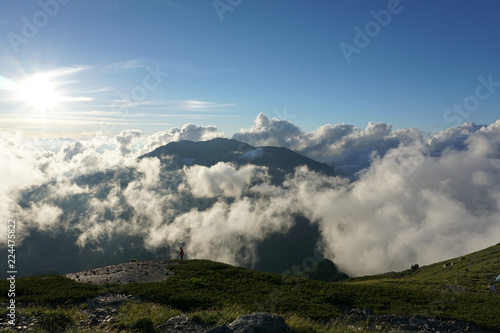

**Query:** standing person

left=179, top=247, right=184, bottom=260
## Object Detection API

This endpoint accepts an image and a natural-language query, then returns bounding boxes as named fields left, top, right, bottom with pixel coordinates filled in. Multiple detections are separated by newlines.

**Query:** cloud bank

left=2, top=115, right=500, bottom=276
left=233, top=113, right=416, bottom=177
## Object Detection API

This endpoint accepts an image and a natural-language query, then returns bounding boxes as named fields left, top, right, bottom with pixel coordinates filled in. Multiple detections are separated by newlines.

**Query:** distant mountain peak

left=139, top=138, right=334, bottom=183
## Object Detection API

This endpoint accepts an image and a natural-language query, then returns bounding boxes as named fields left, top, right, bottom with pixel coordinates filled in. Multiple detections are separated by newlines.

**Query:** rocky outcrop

left=158, top=312, right=290, bottom=333
left=228, top=312, right=291, bottom=333
left=82, top=294, right=143, bottom=326
left=1, top=303, right=491, bottom=333
left=206, top=324, right=233, bottom=333
left=158, top=314, right=207, bottom=333
left=64, top=260, right=177, bottom=285
left=0, top=294, right=144, bottom=332
left=344, top=308, right=491, bottom=332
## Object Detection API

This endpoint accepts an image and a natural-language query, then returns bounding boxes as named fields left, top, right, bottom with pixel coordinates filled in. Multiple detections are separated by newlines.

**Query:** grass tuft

left=188, top=304, right=249, bottom=326
left=109, top=301, right=181, bottom=332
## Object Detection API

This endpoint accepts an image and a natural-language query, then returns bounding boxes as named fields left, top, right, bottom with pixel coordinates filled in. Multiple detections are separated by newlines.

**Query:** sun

left=16, top=73, right=61, bottom=110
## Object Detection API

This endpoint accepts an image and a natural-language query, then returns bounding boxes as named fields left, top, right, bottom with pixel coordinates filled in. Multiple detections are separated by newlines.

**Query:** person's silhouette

left=179, top=247, right=184, bottom=260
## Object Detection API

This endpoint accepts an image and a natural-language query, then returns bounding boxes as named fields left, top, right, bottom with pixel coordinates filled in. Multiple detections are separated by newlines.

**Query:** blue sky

left=1, top=0, right=499, bottom=138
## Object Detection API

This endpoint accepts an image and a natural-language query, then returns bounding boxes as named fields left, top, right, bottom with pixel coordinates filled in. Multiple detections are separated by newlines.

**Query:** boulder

left=159, top=315, right=205, bottom=333
left=229, top=312, right=290, bottom=333
left=206, top=324, right=233, bottom=333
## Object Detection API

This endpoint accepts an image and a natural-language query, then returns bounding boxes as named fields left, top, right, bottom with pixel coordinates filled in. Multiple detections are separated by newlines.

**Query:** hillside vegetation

left=349, top=243, right=500, bottom=330
left=1, top=244, right=500, bottom=332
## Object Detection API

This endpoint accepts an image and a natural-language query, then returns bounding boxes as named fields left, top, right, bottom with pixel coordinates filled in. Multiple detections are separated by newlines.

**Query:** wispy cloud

left=43, top=65, right=92, bottom=78
left=158, top=114, right=242, bottom=119
left=109, top=99, right=162, bottom=108
left=2, top=62, right=241, bottom=136
left=147, top=100, right=237, bottom=112
left=102, top=59, right=147, bottom=72
left=83, top=87, right=113, bottom=94
left=177, top=100, right=236, bottom=111
left=60, top=96, right=95, bottom=102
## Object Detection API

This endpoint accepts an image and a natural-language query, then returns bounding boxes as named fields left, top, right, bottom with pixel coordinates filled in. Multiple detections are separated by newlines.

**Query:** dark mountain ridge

left=140, top=138, right=335, bottom=184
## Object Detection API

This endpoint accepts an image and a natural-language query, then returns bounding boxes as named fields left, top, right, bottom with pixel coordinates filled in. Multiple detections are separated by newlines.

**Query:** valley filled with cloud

left=2, top=113, right=500, bottom=277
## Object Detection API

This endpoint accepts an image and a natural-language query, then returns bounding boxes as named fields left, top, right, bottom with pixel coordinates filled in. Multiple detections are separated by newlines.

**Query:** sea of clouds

left=2, top=113, right=500, bottom=277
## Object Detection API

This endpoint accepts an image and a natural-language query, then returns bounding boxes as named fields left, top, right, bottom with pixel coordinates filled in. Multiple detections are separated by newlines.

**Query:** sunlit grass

left=107, top=301, right=181, bottom=332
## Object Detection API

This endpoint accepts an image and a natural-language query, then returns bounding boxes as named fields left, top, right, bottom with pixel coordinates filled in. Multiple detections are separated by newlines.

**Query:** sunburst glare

left=15, top=73, right=61, bottom=111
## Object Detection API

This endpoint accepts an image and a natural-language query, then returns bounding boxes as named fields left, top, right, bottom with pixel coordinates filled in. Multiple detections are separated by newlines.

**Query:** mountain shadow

left=254, top=215, right=322, bottom=274
left=283, top=257, right=350, bottom=282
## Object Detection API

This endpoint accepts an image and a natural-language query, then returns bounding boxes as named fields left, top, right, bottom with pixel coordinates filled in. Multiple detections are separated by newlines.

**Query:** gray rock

left=408, top=315, right=428, bottom=327
left=158, top=314, right=206, bottom=333
left=166, top=315, right=191, bottom=328
left=64, top=260, right=177, bottom=285
left=341, top=308, right=491, bottom=333
left=206, top=324, right=233, bottom=333
left=229, top=312, right=290, bottom=333
left=89, top=314, right=98, bottom=325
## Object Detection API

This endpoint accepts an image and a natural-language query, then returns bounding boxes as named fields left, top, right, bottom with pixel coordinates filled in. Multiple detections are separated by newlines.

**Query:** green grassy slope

left=2, top=244, right=500, bottom=331
left=349, top=243, right=500, bottom=330
left=353, top=242, right=500, bottom=289
left=0, top=275, right=99, bottom=304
